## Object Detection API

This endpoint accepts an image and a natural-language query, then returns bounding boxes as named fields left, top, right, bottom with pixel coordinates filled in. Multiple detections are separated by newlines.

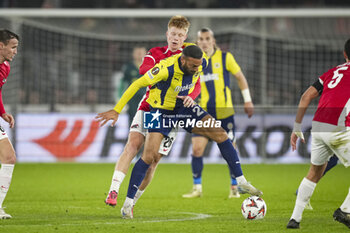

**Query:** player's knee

left=211, top=130, right=228, bottom=143
left=124, top=140, right=142, bottom=157
left=192, top=146, right=204, bottom=157
left=152, top=154, right=162, bottom=164
left=142, top=149, right=158, bottom=165
left=3, top=152, right=16, bottom=164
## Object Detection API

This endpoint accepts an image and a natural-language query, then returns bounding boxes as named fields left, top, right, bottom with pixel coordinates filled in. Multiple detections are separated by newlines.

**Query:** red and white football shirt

left=0, top=61, right=11, bottom=115
left=313, top=62, right=350, bottom=127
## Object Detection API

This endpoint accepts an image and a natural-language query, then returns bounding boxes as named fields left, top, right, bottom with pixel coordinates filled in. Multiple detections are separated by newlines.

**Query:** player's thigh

left=158, top=128, right=177, bottom=156
left=0, top=138, right=16, bottom=164
left=192, top=115, right=227, bottom=143
left=191, top=135, right=209, bottom=157
left=310, top=132, right=334, bottom=166
left=328, top=129, right=350, bottom=167
left=125, top=131, right=145, bottom=154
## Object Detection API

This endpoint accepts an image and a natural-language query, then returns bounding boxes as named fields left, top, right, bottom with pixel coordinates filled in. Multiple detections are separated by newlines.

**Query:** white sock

left=340, top=187, right=350, bottom=213
left=236, top=175, right=247, bottom=185
left=0, top=164, right=15, bottom=208
left=291, top=178, right=316, bottom=222
left=194, top=184, right=202, bottom=192
left=109, top=170, right=126, bottom=193
left=124, top=197, right=134, bottom=207
left=134, top=189, right=144, bottom=205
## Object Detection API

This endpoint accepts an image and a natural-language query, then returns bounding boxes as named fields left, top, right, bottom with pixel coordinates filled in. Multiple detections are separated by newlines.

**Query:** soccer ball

left=241, top=196, right=267, bottom=220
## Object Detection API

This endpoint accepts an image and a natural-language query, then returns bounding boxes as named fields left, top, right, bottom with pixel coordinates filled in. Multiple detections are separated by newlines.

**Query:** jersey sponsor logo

left=151, top=67, right=160, bottom=75
left=200, top=73, right=219, bottom=82
left=174, top=83, right=195, bottom=92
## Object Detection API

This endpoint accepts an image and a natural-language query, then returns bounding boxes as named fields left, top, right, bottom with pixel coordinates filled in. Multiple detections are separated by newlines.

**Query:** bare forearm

left=295, top=86, right=319, bottom=123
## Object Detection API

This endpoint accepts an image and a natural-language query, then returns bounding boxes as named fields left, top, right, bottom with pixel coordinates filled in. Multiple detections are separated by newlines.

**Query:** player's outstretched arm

left=291, top=86, right=319, bottom=151
left=96, top=67, right=164, bottom=127
left=1, top=113, right=14, bottom=128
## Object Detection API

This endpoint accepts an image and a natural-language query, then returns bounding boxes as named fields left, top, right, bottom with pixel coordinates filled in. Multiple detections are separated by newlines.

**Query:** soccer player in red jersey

left=0, top=29, right=19, bottom=219
left=287, top=38, right=350, bottom=229
left=102, top=15, right=200, bottom=208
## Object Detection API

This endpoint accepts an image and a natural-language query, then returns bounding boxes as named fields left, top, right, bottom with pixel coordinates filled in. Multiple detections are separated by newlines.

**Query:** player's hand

left=1, top=113, right=15, bottom=128
left=95, top=109, right=119, bottom=127
left=291, top=122, right=305, bottom=151
left=177, top=95, right=196, bottom=108
left=244, top=102, right=254, bottom=118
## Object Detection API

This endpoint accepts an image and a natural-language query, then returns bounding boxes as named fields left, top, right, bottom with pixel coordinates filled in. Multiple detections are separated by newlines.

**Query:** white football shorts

left=311, top=121, right=350, bottom=167
left=0, top=125, right=8, bottom=140
left=129, top=110, right=177, bottom=156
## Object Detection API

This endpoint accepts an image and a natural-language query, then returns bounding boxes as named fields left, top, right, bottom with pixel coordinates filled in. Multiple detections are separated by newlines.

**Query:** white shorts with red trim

left=0, top=125, right=8, bottom=140
left=129, top=110, right=177, bottom=156
left=311, top=121, right=350, bottom=167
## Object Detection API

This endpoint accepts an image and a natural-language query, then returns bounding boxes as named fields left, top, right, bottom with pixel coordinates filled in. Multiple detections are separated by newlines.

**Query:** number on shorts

left=192, top=105, right=204, bottom=117
left=163, top=136, right=174, bottom=148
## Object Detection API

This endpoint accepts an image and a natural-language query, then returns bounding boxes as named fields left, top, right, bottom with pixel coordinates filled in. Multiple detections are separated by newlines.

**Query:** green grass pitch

left=0, top=163, right=349, bottom=233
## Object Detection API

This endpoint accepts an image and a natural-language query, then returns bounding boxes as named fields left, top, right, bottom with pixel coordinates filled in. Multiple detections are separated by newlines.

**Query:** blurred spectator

left=118, top=46, right=146, bottom=125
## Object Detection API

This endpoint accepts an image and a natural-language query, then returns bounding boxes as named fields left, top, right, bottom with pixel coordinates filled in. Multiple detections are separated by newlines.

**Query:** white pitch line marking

left=0, top=211, right=212, bottom=227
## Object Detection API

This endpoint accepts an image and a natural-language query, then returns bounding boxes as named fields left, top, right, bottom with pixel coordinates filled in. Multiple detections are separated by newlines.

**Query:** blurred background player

left=287, top=38, right=350, bottom=229
left=182, top=28, right=254, bottom=199
left=118, top=46, right=147, bottom=125
left=104, top=15, right=201, bottom=208
left=0, top=29, right=19, bottom=219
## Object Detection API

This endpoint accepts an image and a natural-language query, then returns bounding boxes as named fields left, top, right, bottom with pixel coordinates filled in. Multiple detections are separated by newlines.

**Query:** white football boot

left=0, top=208, right=12, bottom=219
left=121, top=202, right=134, bottom=219
left=182, top=184, right=202, bottom=198
left=238, top=182, right=263, bottom=196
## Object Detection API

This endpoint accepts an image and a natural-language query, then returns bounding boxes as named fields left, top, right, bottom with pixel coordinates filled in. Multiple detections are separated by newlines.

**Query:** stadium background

left=0, top=2, right=350, bottom=163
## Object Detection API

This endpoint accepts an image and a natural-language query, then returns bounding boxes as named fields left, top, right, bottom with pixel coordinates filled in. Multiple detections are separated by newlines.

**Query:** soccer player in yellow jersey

left=182, top=28, right=254, bottom=199
left=96, top=45, right=262, bottom=219
left=104, top=15, right=196, bottom=208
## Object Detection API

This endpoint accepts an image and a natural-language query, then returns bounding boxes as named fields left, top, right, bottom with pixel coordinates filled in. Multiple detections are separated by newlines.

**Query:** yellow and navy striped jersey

left=114, top=53, right=207, bottom=112
left=199, top=49, right=241, bottom=119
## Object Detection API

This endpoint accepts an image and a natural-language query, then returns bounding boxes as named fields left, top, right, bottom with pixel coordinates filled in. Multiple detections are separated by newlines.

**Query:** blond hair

left=168, top=15, right=190, bottom=33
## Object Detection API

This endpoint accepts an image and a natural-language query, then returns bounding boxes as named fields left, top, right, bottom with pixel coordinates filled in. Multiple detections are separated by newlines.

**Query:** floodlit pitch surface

left=0, top=163, right=349, bottom=233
